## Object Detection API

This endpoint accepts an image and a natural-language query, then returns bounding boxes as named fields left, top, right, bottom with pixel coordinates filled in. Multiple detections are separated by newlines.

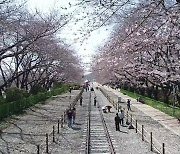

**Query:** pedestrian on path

left=118, top=109, right=125, bottom=126
left=114, top=113, right=120, bottom=131
left=102, top=106, right=107, bottom=113
left=72, top=107, right=76, bottom=124
left=66, top=108, right=73, bottom=127
left=127, top=99, right=131, bottom=111
left=69, top=87, right=72, bottom=93
left=118, top=105, right=122, bottom=112
left=94, top=96, right=97, bottom=106
left=80, top=95, right=83, bottom=106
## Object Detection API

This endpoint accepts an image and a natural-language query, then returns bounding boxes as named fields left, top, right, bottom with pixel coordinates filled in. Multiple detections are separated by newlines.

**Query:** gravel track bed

left=1, top=87, right=179, bottom=154
left=95, top=89, right=155, bottom=154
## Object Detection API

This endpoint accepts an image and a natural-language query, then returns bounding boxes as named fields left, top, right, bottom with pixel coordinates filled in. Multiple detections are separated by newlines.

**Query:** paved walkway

left=93, top=89, right=154, bottom=154
left=94, top=83, right=180, bottom=154
left=101, top=85, right=180, bottom=136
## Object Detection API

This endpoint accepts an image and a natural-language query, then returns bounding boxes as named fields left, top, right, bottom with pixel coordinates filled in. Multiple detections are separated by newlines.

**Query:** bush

left=0, top=96, right=5, bottom=104
left=51, top=88, right=63, bottom=96
left=52, top=82, right=63, bottom=90
left=73, top=85, right=80, bottom=90
left=30, top=85, right=46, bottom=95
left=0, top=84, right=69, bottom=122
left=5, top=87, right=28, bottom=103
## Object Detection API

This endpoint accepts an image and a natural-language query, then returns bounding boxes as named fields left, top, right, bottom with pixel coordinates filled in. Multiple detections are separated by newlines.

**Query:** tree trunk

left=146, top=87, right=152, bottom=98
left=153, top=85, right=159, bottom=100
left=162, top=86, right=170, bottom=104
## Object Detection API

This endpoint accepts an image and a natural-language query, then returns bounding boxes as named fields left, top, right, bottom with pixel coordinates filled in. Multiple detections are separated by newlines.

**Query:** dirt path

left=0, top=90, right=80, bottom=154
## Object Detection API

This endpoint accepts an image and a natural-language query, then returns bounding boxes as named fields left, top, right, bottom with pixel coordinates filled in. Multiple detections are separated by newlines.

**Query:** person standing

left=118, top=109, right=125, bottom=126
left=94, top=97, right=97, bottom=106
left=72, top=107, right=76, bottom=124
left=114, top=113, right=120, bottom=131
left=70, top=87, right=72, bottom=93
left=66, top=108, right=73, bottom=127
left=127, top=99, right=131, bottom=111
left=80, top=95, right=83, bottom=106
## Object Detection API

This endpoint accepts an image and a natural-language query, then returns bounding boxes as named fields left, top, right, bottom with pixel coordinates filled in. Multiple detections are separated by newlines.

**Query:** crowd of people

left=115, top=108, right=125, bottom=131
left=68, top=84, right=132, bottom=131
left=115, top=99, right=132, bottom=131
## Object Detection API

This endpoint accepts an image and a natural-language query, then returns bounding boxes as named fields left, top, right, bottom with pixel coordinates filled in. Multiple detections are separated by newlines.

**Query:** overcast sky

left=27, top=0, right=113, bottom=70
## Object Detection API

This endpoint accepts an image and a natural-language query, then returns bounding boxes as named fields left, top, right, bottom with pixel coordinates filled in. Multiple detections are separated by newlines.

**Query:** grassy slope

left=120, top=89, right=180, bottom=118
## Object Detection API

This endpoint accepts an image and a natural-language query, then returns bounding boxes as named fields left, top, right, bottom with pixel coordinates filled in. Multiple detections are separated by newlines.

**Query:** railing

left=0, top=89, right=83, bottom=154
left=98, top=86, right=172, bottom=154
left=97, top=96, right=116, bottom=154
left=85, top=92, right=91, bottom=154
left=37, top=88, right=84, bottom=153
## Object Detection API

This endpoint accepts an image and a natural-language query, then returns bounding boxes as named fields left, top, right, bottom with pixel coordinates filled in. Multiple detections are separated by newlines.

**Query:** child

left=72, top=107, right=76, bottom=124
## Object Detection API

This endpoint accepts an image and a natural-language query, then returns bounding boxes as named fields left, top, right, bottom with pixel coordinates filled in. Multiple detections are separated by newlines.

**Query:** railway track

left=81, top=92, right=118, bottom=154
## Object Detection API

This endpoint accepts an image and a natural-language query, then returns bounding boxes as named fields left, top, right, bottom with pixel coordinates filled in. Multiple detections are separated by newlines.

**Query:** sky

left=27, top=0, right=114, bottom=72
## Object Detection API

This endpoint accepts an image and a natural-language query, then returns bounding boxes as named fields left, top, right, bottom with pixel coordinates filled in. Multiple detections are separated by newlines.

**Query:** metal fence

left=37, top=89, right=83, bottom=153
left=99, top=87, right=172, bottom=154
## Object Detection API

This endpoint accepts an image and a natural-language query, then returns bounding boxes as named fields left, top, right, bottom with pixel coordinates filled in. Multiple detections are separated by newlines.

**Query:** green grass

left=120, top=89, right=180, bottom=118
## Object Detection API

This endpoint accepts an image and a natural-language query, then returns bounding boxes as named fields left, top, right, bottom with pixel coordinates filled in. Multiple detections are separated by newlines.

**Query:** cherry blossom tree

left=92, top=0, right=179, bottom=105
left=0, top=0, right=83, bottom=95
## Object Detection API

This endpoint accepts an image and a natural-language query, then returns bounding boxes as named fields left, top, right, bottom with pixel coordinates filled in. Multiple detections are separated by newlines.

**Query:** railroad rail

left=84, top=92, right=116, bottom=154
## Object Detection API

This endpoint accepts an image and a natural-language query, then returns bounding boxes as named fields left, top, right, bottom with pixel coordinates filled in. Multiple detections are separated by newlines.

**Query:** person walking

left=114, top=113, right=120, bottom=131
left=127, top=99, right=131, bottom=111
left=80, top=95, right=83, bottom=106
left=72, top=107, right=76, bottom=124
left=102, top=106, right=107, bottom=113
left=69, top=87, right=72, bottom=93
left=118, top=109, right=125, bottom=126
left=94, top=96, right=97, bottom=106
left=66, top=108, right=73, bottom=127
